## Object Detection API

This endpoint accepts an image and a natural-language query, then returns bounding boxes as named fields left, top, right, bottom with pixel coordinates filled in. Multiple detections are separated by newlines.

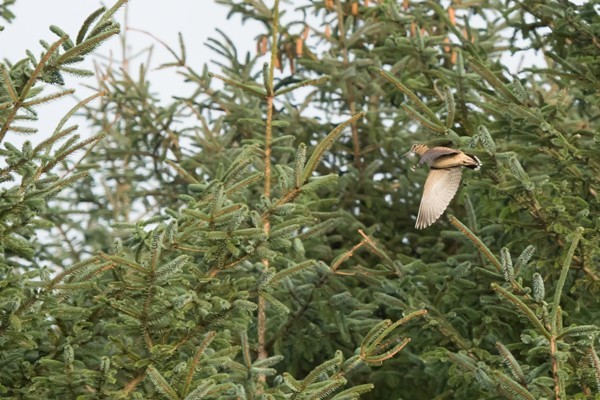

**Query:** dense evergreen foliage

left=1, top=0, right=599, bottom=398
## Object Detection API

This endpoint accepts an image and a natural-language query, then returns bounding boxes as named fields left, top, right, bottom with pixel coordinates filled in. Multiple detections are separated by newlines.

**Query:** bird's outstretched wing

left=415, top=167, right=462, bottom=229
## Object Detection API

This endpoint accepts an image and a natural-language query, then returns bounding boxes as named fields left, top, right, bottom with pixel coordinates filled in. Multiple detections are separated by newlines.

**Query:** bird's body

left=405, top=144, right=481, bottom=229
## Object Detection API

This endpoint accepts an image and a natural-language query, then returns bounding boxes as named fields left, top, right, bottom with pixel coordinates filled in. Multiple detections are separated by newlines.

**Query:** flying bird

left=403, top=144, right=481, bottom=229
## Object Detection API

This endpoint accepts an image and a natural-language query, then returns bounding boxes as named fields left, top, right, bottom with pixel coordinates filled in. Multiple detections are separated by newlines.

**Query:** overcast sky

left=1, top=1, right=265, bottom=146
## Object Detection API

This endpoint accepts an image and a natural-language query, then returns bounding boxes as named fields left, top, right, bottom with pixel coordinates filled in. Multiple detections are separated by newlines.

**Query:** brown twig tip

left=369, top=337, right=412, bottom=364
left=448, top=6, right=456, bottom=25
left=332, top=238, right=366, bottom=272
left=302, top=25, right=310, bottom=40
left=357, top=228, right=401, bottom=272
left=357, top=229, right=380, bottom=252
left=295, top=38, right=303, bottom=57
left=444, top=36, right=451, bottom=51
left=415, top=309, right=428, bottom=317
left=443, top=37, right=456, bottom=64
left=258, top=36, right=268, bottom=55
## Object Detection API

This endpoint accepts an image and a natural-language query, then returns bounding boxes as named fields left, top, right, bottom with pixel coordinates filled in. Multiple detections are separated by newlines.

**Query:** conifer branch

left=588, top=346, right=600, bottom=393
left=21, top=89, right=76, bottom=108
left=401, top=103, right=447, bottom=132
left=275, top=76, right=330, bottom=96
left=491, top=283, right=550, bottom=340
left=0, top=35, right=67, bottom=143
left=76, top=6, right=106, bottom=44
left=47, top=256, right=101, bottom=288
left=370, top=67, right=443, bottom=126
left=53, top=90, right=106, bottom=136
left=468, top=58, right=524, bottom=105
left=550, top=229, right=582, bottom=334
left=548, top=229, right=582, bottom=400
left=98, top=252, right=146, bottom=272
left=147, top=365, right=179, bottom=400
left=182, top=331, right=216, bottom=397
left=331, top=238, right=367, bottom=273
left=0, top=64, right=18, bottom=102
left=449, top=215, right=502, bottom=272
left=302, top=350, right=344, bottom=389
left=302, top=112, right=364, bottom=183
left=257, top=0, right=280, bottom=377
left=492, top=370, right=536, bottom=400
left=330, top=384, right=375, bottom=400
left=495, top=342, right=526, bottom=385
left=207, top=72, right=266, bottom=97
left=122, top=371, right=146, bottom=397
left=93, top=0, right=127, bottom=34
left=361, top=338, right=410, bottom=365
left=38, top=132, right=105, bottom=177
left=550, top=335, right=562, bottom=400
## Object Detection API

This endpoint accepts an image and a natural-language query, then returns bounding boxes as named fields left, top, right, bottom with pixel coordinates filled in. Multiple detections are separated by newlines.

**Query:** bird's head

left=401, top=143, right=429, bottom=158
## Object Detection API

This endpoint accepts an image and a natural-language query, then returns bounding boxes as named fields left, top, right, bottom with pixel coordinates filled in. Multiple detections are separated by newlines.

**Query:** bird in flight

left=403, top=144, right=481, bottom=229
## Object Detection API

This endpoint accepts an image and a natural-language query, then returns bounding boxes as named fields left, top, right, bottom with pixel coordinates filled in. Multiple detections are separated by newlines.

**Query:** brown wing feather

left=430, top=152, right=481, bottom=169
left=415, top=168, right=462, bottom=229
left=419, top=147, right=459, bottom=166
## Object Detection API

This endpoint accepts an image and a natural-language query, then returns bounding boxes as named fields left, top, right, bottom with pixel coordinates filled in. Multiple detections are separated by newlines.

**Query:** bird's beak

left=400, top=150, right=414, bottom=158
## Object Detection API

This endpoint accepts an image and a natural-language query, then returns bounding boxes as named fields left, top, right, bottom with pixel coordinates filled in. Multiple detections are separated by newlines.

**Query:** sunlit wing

left=415, top=167, right=462, bottom=229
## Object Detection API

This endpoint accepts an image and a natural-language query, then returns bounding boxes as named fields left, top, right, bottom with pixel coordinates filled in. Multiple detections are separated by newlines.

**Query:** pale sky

left=1, top=1, right=264, bottom=147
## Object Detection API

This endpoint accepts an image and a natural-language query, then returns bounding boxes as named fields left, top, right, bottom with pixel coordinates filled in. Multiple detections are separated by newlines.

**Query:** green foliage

left=1, top=0, right=599, bottom=399
left=0, top=0, right=16, bottom=26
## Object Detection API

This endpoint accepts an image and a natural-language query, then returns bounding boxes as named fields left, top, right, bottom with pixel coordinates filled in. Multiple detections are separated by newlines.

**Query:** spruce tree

left=1, top=0, right=599, bottom=399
